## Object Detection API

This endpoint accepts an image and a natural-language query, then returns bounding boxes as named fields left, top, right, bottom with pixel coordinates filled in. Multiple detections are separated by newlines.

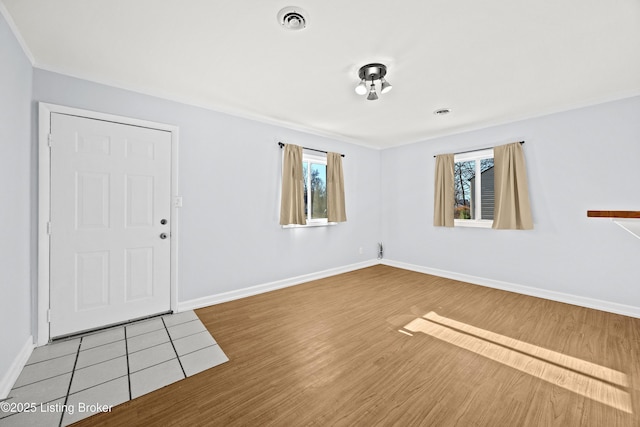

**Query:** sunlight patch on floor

left=402, top=312, right=632, bottom=414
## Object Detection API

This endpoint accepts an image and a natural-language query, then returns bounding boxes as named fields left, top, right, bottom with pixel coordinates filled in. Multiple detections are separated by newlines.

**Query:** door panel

left=76, top=172, right=110, bottom=229
left=126, top=175, right=154, bottom=227
left=75, top=250, right=110, bottom=310
left=50, top=113, right=171, bottom=338
left=125, top=247, right=154, bottom=301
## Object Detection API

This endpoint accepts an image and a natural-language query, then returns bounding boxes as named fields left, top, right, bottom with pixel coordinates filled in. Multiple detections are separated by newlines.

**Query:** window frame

left=454, top=148, right=494, bottom=228
left=282, top=151, right=336, bottom=228
left=303, top=152, right=328, bottom=225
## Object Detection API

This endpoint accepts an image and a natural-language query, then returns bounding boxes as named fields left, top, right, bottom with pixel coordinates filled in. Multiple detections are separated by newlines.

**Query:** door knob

left=160, top=233, right=168, bottom=239
left=160, top=219, right=167, bottom=225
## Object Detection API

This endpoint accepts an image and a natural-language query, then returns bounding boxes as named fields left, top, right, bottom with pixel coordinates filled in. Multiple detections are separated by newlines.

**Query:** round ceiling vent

left=277, top=7, right=307, bottom=30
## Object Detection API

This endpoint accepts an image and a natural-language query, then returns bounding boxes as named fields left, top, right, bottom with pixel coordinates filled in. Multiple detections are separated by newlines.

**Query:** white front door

left=49, top=113, right=172, bottom=338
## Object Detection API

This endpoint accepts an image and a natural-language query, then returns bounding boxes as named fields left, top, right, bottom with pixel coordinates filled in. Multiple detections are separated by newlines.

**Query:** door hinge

left=47, top=133, right=53, bottom=147
left=47, top=309, right=51, bottom=323
left=46, top=222, right=52, bottom=235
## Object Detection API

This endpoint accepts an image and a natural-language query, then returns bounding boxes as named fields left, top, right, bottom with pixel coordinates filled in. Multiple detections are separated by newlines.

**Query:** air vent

left=277, top=7, right=307, bottom=30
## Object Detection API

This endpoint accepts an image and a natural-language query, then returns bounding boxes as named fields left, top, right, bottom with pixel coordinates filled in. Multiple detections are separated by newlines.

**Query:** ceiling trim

left=33, top=62, right=383, bottom=150
left=0, top=2, right=34, bottom=65
left=4, top=1, right=639, bottom=150
left=395, top=89, right=640, bottom=149
left=35, top=58, right=640, bottom=151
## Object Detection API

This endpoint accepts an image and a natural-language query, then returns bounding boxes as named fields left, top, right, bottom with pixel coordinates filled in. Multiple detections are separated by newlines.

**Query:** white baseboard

left=0, top=336, right=34, bottom=399
left=178, top=258, right=640, bottom=319
left=178, top=260, right=379, bottom=312
left=381, top=259, right=640, bottom=319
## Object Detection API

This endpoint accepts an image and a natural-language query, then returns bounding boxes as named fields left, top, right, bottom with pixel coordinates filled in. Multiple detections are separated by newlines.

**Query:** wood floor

left=75, top=265, right=640, bottom=426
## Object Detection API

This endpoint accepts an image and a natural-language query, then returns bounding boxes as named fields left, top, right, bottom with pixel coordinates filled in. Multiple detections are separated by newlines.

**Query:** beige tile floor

left=0, top=311, right=228, bottom=426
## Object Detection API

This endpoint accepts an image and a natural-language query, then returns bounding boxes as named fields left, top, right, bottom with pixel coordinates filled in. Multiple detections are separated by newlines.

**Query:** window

left=302, top=153, right=328, bottom=224
left=454, top=149, right=494, bottom=227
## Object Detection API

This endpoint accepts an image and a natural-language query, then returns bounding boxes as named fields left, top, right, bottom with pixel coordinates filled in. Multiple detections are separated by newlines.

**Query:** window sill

left=454, top=219, right=493, bottom=228
left=282, top=222, right=338, bottom=229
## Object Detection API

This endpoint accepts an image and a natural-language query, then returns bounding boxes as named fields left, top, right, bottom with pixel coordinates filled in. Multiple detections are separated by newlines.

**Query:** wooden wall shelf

left=587, top=210, right=640, bottom=219
left=588, top=211, right=640, bottom=240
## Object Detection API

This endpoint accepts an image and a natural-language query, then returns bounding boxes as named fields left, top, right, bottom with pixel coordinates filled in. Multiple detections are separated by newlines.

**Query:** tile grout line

left=13, top=325, right=210, bottom=389
left=127, top=340, right=172, bottom=357
left=64, top=337, right=131, bottom=372
left=126, top=337, right=223, bottom=376
left=9, top=313, right=210, bottom=424
left=162, top=317, right=187, bottom=378
left=180, top=343, right=220, bottom=359
left=124, top=326, right=132, bottom=401
left=129, top=358, right=175, bottom=375
left=171, top=328, right=211, bottom=343
left=25, top=350, right=78, bottom=367
left=11, top=369, right=76, bottom=390
left=77, top=337, right=126, bottom=352
left=59, top=337, right=82, bottom=427
left=63, top=374, right=129, bottom=399
left=164, top=318, right=198, bottom=327
left=49, top=312, right=171, bottom=344
left=126, top=327, right=166, bottom=339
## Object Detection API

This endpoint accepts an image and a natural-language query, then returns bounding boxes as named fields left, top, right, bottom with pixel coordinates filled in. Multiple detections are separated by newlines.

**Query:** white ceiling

left=3, top=0, right=640, bottom=149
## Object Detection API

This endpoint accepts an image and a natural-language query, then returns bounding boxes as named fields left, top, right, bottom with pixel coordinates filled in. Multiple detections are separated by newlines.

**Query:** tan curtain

left=327, top=152, right=347, bottom=222
left=433, top=154, right=454, bottom=227
left=279, top=144, right=306, bottom=225
left=493, top=142, right=533, bottom=229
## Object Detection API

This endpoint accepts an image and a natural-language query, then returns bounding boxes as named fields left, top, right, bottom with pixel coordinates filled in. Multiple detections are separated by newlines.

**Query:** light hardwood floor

left=75, top=265, right=640, bottom=426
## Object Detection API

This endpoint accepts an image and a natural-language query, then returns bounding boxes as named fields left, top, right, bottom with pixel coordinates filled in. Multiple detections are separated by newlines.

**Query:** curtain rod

left=278, top=142, right=345, bottom=157
left=433, top=141, right=524, bottom=158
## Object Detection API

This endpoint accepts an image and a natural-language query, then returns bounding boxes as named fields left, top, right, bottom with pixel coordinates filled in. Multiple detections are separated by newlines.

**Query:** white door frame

left=38, top=102, right=180, bottom=346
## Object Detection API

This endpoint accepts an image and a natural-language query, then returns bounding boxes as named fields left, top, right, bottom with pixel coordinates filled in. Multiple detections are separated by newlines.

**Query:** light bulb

left=355, top=79, right=367, bottom=95
left=380, top=77, right=392, bottom=94
left=367, top=82, right=378, bottom=100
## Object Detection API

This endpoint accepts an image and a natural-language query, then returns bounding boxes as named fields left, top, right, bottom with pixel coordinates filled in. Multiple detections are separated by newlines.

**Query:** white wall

left=381, top=96, right=640, bottom=311
left=33, top=69, right=381, bottom=303
left=0, top=10, right=33, bottom=394
left=4, top=19, right=636, bottom=391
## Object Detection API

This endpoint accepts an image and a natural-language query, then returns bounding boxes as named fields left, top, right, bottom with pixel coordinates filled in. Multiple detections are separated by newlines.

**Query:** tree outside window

left=302, top=154, right=327, bottom=222
left=454, top=149, right=494, bottom=226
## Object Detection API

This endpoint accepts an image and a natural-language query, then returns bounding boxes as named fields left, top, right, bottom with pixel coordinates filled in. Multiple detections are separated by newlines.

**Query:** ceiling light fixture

left=355, top=63, right=392, bottom=101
